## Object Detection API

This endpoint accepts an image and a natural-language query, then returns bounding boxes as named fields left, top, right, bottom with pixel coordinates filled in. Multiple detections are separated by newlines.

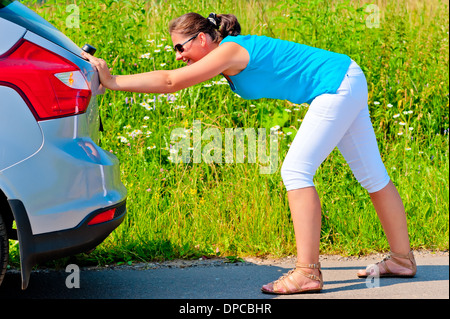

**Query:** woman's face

left=170, top=32, right=213, bottom=66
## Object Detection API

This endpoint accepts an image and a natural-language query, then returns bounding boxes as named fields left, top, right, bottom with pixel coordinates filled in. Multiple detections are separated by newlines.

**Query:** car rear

left=0, top=0, right=127, bottom=289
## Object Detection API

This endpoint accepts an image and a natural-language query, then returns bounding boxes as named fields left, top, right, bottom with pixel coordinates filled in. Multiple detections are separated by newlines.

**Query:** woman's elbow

left=166, top=79, right=191, bottom=93
left=164, top=76, right=181, bottom=93
left=164, top=71, right=194, bottom=93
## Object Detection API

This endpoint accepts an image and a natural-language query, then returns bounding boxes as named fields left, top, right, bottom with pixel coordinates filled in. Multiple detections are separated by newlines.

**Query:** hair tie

left=207, top=12, right=220, bottom=29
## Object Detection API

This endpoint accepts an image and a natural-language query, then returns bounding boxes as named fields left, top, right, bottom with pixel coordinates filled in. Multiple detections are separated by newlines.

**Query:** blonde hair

left=169, top=12, right=241, bottom=43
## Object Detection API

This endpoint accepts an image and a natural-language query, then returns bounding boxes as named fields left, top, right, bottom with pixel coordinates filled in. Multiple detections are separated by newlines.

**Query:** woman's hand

left=81, top=51, right=117, bottom=90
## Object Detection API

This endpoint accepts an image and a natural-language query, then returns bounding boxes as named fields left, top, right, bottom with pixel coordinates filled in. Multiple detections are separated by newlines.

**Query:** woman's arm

left=81, top=42, right=248, bottom=94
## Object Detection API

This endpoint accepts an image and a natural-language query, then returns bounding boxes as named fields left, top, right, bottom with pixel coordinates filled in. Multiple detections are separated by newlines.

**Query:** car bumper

left=8, top=199, right=126, bottom=289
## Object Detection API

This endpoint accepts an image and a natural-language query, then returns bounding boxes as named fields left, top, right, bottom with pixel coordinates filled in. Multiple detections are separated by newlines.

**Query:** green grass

left=9, top=0, right=449, bottom=267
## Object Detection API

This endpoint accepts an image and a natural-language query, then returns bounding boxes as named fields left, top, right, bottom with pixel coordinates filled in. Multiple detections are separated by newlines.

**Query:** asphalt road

left=0, top=251, right=447, bottom=302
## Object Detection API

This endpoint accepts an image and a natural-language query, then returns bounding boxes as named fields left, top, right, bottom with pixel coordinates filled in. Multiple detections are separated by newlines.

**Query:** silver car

left=0, top=0, right=127, bottom=289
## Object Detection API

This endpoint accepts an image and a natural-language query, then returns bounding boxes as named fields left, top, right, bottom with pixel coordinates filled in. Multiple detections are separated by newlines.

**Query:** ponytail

left=213, top=13, right=241, bottom=39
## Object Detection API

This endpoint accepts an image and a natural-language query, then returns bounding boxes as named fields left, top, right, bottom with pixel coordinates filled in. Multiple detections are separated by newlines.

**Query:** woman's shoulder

left=222, top=34, right=306, bottom=48
left=221, top=34, right=273, bottom=44
left=221, top=34, right=247, bottom=44
left=220, top=34, right=280, bottom=52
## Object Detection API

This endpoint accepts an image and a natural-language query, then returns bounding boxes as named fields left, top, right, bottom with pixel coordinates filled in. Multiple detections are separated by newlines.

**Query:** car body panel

left=0, top=85, right=43, bottom=171
left=1, top=114, right=127, bottom=235
left=0, top=17, right=26, bottom=56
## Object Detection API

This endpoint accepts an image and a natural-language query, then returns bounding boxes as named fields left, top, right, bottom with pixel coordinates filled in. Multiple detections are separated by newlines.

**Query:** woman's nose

left=175, top=50, right=183, bottom=61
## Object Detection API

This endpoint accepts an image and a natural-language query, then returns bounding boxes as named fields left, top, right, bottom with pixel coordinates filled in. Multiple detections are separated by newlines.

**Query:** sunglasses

left=173, top=34, right=198, bottom=53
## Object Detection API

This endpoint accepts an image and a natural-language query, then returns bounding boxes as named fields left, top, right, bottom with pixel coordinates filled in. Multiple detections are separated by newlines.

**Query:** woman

left=82, top=12, right=416, bottom=295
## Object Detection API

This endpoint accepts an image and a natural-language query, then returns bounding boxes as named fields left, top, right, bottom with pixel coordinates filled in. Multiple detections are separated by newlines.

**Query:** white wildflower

left=127, top=129, right=143, bottom=138
left=270, top=125, right=281, bottom=131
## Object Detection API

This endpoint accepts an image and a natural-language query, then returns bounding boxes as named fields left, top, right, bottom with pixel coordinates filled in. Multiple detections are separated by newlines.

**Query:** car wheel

left=0, top=214, right=8, bottom=287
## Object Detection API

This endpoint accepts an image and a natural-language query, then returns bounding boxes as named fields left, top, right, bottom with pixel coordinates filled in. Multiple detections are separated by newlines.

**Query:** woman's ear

left=197, top=32, right=209, bottom=47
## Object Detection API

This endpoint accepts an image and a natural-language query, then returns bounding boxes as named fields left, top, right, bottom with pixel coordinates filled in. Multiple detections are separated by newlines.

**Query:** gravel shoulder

left=78, top=249, right=448, bottom=271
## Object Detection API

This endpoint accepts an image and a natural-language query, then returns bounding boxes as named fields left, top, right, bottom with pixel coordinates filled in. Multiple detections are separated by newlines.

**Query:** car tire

left=0, top=214, right=8, bottom=287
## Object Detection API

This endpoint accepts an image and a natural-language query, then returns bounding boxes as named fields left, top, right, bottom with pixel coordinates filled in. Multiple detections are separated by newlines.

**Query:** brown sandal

left=357, top=250, right=417, bottom=278
left=261, top=262, right=323, bottom=294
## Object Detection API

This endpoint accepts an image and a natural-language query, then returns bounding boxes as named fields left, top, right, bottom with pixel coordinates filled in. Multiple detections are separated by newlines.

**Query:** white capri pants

left=281, top=60, right=390, bottom=194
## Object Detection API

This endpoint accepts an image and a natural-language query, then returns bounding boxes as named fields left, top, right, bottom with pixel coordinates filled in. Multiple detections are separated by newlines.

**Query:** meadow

left=10, top=0, right=449, bottom=266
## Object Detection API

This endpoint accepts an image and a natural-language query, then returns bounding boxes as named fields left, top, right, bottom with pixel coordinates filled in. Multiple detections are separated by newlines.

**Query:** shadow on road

left=320, top=264, right=449, bottom=294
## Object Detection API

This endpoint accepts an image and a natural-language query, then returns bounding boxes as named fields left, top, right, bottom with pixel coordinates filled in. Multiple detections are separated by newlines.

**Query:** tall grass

left=11, top=0, right=448, bottom=266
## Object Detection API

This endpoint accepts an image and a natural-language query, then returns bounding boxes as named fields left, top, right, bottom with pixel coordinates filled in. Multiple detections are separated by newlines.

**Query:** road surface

left=0, top=250, right=447, bottom=302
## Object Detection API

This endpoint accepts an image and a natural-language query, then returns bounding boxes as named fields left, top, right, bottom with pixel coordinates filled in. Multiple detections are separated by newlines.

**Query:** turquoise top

left=220, top=35, right=352, bottom=104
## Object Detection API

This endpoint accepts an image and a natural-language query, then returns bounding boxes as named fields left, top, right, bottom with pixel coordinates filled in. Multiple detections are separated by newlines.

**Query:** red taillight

left=88, top=208, right=116, bottom=226
left=0, top=40, right=91, bottom=120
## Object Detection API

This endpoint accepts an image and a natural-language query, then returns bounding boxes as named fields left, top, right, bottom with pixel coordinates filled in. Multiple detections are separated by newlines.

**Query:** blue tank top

left=220, top=35, right=352, bottom=104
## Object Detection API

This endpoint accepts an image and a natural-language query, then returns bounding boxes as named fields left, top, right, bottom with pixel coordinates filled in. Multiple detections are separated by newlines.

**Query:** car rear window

left=0, top=0, right=81, bottom=56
